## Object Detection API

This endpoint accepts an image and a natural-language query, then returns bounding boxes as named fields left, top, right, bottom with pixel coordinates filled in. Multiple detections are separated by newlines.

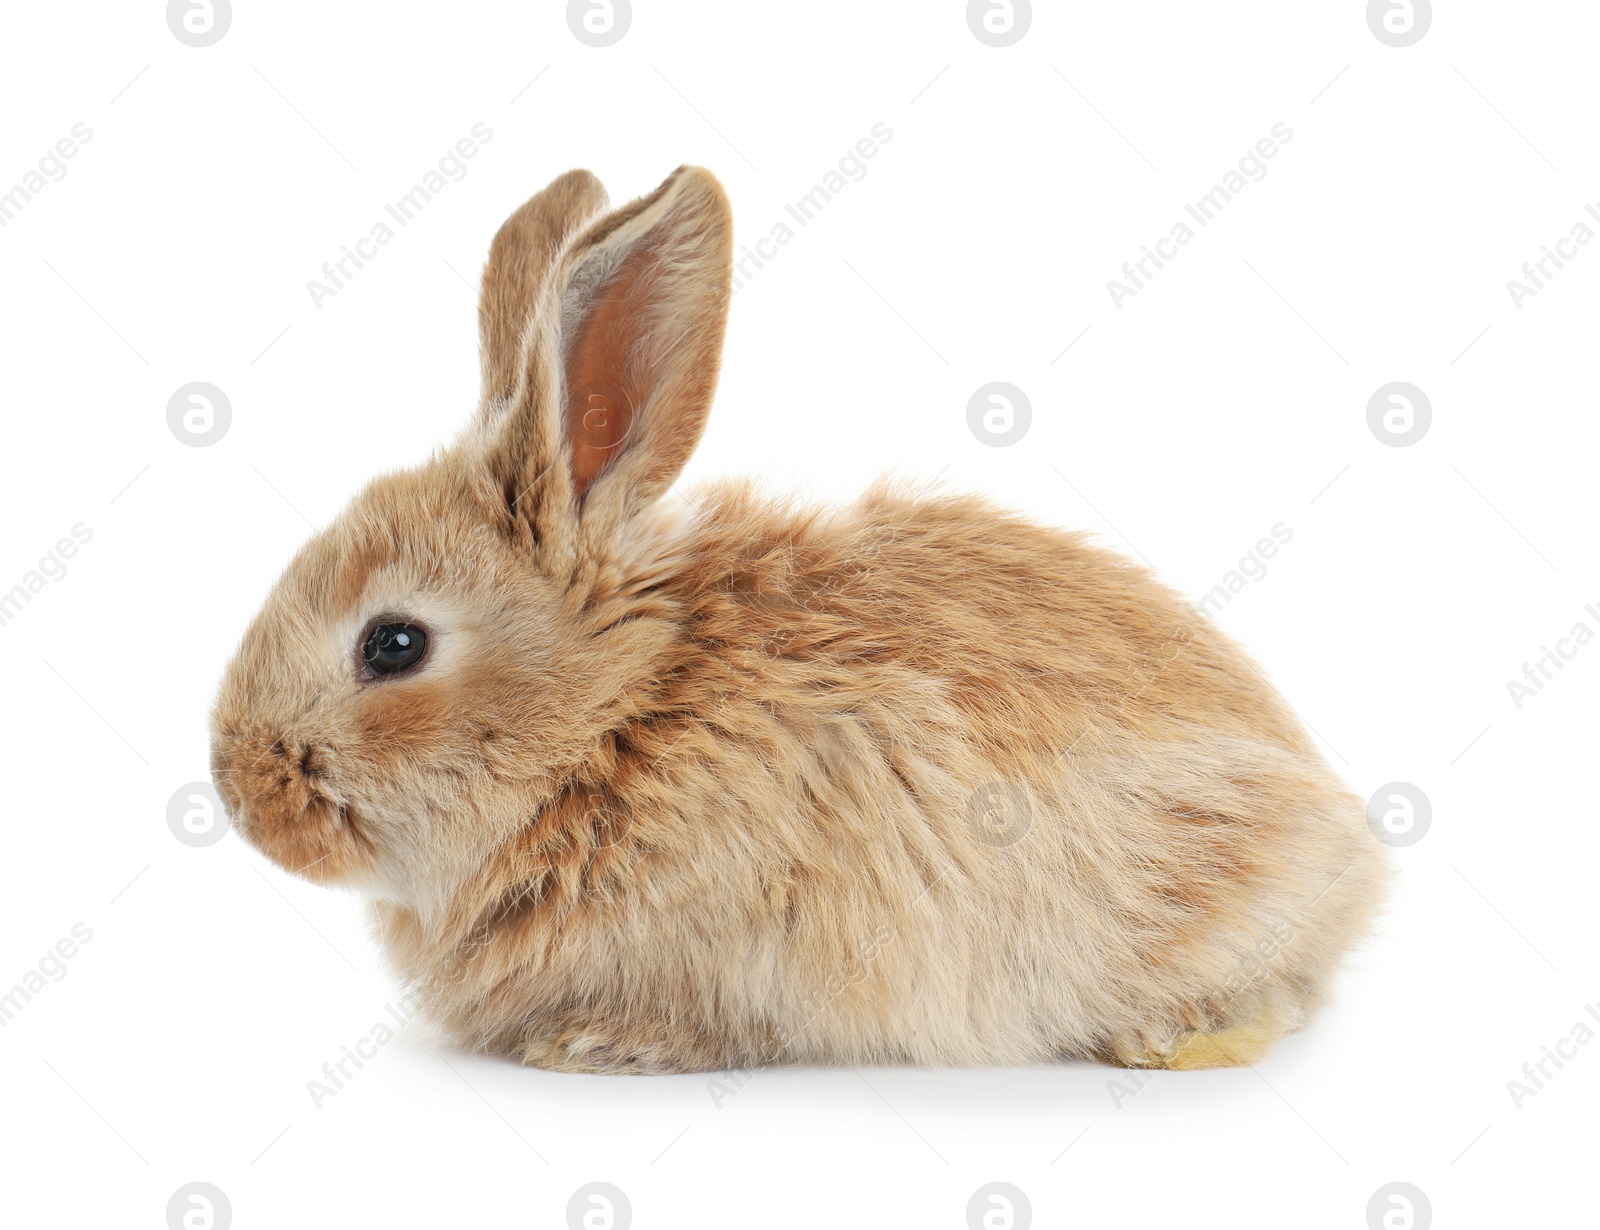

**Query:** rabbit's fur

left=211, top=167, right=1389, bottom=1072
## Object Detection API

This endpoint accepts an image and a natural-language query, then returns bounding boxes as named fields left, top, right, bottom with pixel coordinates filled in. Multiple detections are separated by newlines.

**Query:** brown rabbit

left=210, top=166, right=1389, bottom=1073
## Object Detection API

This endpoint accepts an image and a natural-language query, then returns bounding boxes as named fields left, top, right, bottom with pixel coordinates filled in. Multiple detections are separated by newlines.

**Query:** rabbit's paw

left=520, top=1022, right=671, bottom=1075
left=1109, top=993, right=1289, bottom=1070
left=1147, top=1021, right=1278, bottom=1069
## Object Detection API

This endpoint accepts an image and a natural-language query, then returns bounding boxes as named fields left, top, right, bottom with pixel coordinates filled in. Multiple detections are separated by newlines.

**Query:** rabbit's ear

left=490, top=166, right=733, bottom=554
left=478, top=169, right=610, bottom=417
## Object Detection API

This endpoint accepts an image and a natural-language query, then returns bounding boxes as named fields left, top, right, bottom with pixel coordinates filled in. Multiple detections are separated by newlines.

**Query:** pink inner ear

left=564, top=244, right=660, bottom=500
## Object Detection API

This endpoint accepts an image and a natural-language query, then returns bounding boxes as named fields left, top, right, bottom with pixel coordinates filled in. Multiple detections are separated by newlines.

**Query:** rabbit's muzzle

left=210, top=729, right=367, bottom=883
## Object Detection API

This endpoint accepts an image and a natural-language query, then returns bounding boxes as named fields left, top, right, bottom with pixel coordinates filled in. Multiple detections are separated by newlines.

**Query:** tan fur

left=210, top=166, right=1390, bottom=1073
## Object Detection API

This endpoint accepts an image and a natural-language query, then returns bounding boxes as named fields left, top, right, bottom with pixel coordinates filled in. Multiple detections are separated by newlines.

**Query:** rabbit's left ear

left=478, top=169, right=611, bottom=418
left=489, top=166, right=733, bottom=553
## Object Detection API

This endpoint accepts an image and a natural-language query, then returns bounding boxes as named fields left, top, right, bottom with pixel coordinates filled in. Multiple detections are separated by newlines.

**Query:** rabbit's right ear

left=477, top=169, right=610, bottom=417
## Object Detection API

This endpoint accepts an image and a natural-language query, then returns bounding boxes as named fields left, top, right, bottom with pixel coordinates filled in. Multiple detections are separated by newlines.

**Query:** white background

left=0, top=2, right=1594, bottom=1227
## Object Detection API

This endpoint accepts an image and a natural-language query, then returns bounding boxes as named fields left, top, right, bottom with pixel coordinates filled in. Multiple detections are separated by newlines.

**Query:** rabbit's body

left=374, top=477, right=1380, bottom=1073
left=212, top=166, right=1387, bottom=1074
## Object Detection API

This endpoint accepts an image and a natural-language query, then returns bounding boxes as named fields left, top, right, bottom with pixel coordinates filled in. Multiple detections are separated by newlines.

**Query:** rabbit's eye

left=362, top=623, right=428, bottom=676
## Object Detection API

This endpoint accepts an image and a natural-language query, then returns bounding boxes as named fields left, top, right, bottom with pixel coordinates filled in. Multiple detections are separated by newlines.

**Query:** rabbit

left=210, top=165, right=1390, bottom=1074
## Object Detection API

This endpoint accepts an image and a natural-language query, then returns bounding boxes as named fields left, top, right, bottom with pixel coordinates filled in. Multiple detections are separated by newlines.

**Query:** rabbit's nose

left=219, top=727, right=327, bottom=771
left=297, top=742, right=332, bottom=778
left=206, top=729, right=313, bottom=812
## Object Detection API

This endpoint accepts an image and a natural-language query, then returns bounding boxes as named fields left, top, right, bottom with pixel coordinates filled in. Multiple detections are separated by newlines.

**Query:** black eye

left=362, top=623, right=428, bottom=676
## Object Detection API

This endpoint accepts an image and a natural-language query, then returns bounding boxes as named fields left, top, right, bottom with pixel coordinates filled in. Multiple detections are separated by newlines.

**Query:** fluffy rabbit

left=211, top=166, right=1388, bottom=1073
